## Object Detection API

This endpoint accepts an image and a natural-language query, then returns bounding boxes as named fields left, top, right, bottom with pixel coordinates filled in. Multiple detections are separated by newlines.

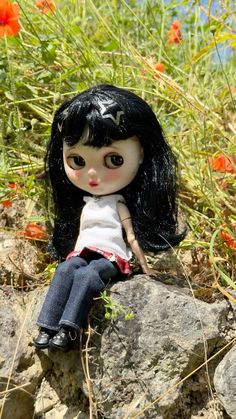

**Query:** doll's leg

left=49, top=258, right=118, bottom=350
left=34, top=257, right=87, bottom=349
left=61, top=258, right=118, bottom=328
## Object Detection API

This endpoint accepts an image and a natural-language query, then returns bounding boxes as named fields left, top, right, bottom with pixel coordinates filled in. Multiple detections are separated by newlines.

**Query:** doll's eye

left=104, top=154, right=124, bottom=169
left=67, top=155, right=85, bottom=170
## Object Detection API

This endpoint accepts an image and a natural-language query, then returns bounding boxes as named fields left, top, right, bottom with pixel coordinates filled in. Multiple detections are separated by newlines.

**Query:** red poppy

left=208, top=154, right=235, bottom=173
left=168, top=20, right=183, bottom=44
left=35, top=0, right=56, bottom=13
left=171, top=21, right=180, bottom=30
left=220, top=231, right=236, bottom=250
left=17, top=223, right=48, bottom=240
left=153, top=63, right=165, bottom=79
left=0, top=182, right=19, bottom=207
left=1, top=199, right=12, bottom=207
left=155, top=63, right=165, bottom=73
left=0, top=0, right=20, bottom=37
left=141, top=61, right=165, bottom=79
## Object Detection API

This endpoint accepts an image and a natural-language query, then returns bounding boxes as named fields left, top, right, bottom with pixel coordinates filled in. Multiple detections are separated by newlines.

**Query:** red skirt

left=66, top=246, right=132, bottom=275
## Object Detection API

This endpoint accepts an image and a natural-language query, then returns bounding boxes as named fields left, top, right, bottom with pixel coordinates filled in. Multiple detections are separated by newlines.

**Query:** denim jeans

left=37, top=255, right=119, bottom=332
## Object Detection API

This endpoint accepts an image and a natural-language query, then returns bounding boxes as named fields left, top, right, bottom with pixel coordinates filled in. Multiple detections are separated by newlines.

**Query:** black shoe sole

left=49, top=340, right=71, bottom=352
left=33, top=342, right=50, bottom=350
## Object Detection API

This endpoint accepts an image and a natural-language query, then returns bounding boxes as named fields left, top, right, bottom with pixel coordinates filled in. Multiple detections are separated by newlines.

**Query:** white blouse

left=74, top=194, right=132, bottom=261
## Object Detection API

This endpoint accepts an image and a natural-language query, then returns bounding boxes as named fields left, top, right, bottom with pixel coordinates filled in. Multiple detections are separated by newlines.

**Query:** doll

left=34, top=84, right=186, bottom=351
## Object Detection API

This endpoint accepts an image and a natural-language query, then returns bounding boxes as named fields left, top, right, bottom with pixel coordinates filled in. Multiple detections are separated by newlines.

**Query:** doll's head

left=46, top=84, right=186, bottom=258
left=63, top=129, right=144, bottom=196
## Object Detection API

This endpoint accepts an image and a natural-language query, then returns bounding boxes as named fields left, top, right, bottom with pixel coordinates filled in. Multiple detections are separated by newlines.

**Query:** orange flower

left=168, top=20, right=183, bottom=44
left=155, top=63, right=165, bottom=73
left=35, top=0, right=56, bottom=13
left=153, top=63, right=165, bottom=79
left=8, top=182, right=16, bottom=188
left=0, top=0, right=20, bottom=37
left=0, top=182, right=19, bottom=207
left=17, top=223, right=48, bottom=240
left=141, top=61, right=165, bottom=79
left=220, top=231, right=236, bottom=250
left=208, top=154, right=235, bottom=173
left=171, top=21, right=180, bottom=30
left=1, top=199, right=12, bottom=207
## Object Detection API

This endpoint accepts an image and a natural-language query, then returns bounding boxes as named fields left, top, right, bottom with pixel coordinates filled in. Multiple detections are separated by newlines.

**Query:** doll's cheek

left=65, top=168, right=82, bottom=183
left=104, top=167, right=138, bottom=183
left=104, top=171, right=120, bottom=182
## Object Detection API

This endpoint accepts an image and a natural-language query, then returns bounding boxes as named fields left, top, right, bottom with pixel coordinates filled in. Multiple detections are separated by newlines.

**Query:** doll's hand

left=143, top=267, right=159, bottom=277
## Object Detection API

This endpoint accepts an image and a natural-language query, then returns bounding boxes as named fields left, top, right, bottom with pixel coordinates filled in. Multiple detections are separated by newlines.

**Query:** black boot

left=49, top=327, right=77, bottom=351
left=33, top=328, right=55, bottom=349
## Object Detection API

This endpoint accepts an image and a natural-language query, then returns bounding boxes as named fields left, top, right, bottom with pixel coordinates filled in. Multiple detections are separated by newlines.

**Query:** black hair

left=46, top=84, right=186, bottom=259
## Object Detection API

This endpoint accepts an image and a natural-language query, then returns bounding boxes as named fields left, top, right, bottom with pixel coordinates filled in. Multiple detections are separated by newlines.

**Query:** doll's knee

left=84, top=269, right=105, bottom=294
left=67, top=256, right=87, bottom=269
left=88, top=258, right=118, bottom=280
left=56, top=257, right=87, bottom=275
left=73, top=265, right=104, bottom=291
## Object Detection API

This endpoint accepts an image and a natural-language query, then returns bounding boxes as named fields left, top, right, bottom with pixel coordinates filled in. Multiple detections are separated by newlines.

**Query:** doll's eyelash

left=104, top=154, right=124, bottom=168
left=67, top=155, right=85, bottom=168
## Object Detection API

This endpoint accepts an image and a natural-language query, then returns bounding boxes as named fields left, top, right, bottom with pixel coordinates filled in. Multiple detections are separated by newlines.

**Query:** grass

left=0, top=0, right=236, bottom=295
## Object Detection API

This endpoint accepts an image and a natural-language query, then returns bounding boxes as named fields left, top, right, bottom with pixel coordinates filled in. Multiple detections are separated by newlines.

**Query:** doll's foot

left=49, top=327, right=77, bottom=351
left=33, top=328, right=55, bottom=349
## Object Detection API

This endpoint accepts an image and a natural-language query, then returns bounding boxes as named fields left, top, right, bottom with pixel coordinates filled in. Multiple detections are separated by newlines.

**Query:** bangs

left=57, top=91, right=136, bottom=149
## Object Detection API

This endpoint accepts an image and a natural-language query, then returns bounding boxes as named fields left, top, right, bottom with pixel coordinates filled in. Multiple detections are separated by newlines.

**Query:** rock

left=214, top=344, right=236, bottom=419
left=0, top=287, right=50, bottom=419
left=90, top=276, right=230, bottom=418
left=0, top=288, right=39, bottom=419
left=0, top=276, right=233, bottom=418
left=0, top=232, right=41, bottom=287
left=43, top=404, right=88, bottom=419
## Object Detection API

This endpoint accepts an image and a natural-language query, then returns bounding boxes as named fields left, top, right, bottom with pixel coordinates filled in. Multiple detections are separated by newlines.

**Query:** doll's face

left=63, top=136, right=143, bottom=195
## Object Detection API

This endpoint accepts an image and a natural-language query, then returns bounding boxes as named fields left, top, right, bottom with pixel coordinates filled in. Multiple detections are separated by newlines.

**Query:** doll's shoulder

left=105, top=194, right=126, bottom=209
left=111, top=194, right=126, bottom=204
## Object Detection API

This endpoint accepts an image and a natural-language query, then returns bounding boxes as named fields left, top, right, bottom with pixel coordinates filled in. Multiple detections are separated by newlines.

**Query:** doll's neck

left=91, top=193, right=120, bottom=200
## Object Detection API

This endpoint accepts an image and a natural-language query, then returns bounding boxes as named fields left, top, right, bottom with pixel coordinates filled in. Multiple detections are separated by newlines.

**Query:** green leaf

left=5, top=91, right=14, bottom=101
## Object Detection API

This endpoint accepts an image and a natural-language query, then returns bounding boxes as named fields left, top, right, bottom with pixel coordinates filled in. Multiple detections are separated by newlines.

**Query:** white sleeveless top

left=74, top=194, right=132, bottom=261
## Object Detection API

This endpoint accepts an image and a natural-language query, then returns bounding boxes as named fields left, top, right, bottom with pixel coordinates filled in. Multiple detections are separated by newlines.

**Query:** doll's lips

left=89, top=180, right=99, bottom=187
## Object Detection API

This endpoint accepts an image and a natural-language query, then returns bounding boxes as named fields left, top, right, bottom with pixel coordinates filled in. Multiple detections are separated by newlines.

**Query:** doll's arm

left=117, top=202, right=157, bottom=275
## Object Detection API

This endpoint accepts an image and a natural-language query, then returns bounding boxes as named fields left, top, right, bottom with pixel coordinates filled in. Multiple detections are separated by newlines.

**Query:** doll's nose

left=88, top=168, right=97, bottom=179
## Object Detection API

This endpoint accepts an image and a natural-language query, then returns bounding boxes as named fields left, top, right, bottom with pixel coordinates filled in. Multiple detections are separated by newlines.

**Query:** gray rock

left=0, top=276, right=233, bottom=418
left=214, top=344, right=236, bottom=419
left=90, top=276, right=229, bottom=418
left=0, top=288, right=37, bottom=419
